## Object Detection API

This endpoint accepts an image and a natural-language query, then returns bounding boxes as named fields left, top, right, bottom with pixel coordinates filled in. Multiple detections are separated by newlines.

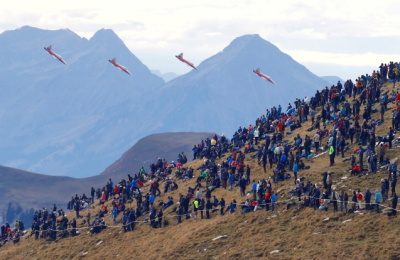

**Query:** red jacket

left=357, top=193, right=363, bottom=201
left=277, top=121, right=283, bottom=131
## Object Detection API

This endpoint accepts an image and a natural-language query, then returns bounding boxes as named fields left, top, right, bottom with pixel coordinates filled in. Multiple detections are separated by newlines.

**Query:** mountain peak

left=90, top=28, right=118, bottom=41
left=235, top=34, right=262, bottom=40
left=222, top=34, right=275, bottom=55
left=19, top=25, right=37, bottom=31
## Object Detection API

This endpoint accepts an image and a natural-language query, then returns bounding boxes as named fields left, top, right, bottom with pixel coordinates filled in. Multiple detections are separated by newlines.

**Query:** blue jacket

left=296, top=137, right=302, bottom=146
left=293, top=163, right=298, bottom=173
left=228, top=173, right=235, bottom=184
left=252, top=182, right=257, bottom=192
left=271, top=194, right=277, bottom=202
left=375, top=192, right=382, bottom=203
left=112, top=207, right=118, bottom=216
left=149, top=195, right=155, bottom=203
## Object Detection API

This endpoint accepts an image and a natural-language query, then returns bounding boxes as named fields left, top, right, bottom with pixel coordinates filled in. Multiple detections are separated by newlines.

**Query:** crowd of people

left=2, top=61, right=400, bottom=246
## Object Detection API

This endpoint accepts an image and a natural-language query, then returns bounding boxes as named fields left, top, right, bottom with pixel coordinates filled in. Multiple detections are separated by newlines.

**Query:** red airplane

left=253, top=68, right=275, bottom=84
left=108, top=58, right=131, bottom=75
left=175, top=53, right=197, bottom=70
left=44, top=45, right=66, bottom=65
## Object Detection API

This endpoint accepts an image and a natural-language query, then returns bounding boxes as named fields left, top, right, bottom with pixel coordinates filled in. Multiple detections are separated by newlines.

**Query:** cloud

left=286, top=49, right=400, bottom=67
left=1, top=0, right=400, bottom=77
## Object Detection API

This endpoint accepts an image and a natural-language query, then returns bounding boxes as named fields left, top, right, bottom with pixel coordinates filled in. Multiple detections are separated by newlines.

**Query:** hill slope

left=1, top=75, right=398, bottom=259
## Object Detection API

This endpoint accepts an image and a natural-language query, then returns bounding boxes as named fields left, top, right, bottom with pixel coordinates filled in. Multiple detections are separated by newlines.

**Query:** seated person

left=351, top=164, right=361, bottom=175
left=196, top=170, right=208, bottom=182
left=212, top=175, right=221, bottom=188
left=251, top=200, right=260, bottom=211
left=212, top=196, right=220, bottom=207
left=274, top=169, right=285, bottom=182
left=242, top=199, right=252, bottom=213
left=163, top=196, right=174, bottom=210
left=298, top=160, right=305, bottom=170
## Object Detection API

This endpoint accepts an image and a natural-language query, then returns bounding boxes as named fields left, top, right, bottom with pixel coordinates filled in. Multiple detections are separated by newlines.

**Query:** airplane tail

left=177, top=53, right=183, bottom=58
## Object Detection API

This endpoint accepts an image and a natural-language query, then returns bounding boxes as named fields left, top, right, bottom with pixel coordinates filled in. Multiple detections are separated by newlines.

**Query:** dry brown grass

left=3, top=82, right=400, bottom=260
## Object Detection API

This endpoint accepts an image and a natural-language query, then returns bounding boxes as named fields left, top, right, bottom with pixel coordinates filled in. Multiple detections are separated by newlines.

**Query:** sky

left=2, top=0, right=400, bottom=80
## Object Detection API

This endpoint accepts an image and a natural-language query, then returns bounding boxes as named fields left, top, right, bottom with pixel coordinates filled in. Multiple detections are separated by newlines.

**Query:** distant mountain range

left=321, top=76, right=344, bottom=86
left=0, top=26, right=330, bottom=178
left=151, top=70, right=179, bottom=82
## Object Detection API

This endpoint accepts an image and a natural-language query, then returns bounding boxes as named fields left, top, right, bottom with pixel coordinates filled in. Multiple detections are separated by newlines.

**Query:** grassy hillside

left=2, top=81, right=400, bottom=259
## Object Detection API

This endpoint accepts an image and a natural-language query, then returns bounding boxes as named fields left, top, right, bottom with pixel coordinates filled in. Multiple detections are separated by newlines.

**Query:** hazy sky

left=2, top=0, right=400, bottom=80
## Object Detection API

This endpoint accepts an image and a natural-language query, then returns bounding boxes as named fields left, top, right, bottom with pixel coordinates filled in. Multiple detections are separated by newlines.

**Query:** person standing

left=239, top=177, right=247, bottom=197
left=359, top=146, right=365, bottom=173
left=313, top=132, right=320, bottom=154
left=220, top=198, right=226, bottom=215
left=251, top=180, right=258, bottom=201
left=339, top=137, right=346, bottom=158
left=357, top=190, right=364, bottom=210
left=157, top=209, right=163, bottom=228
left=352, top=190, right=357, bottom=211
left=379, top=144, right=386, bottom=164
left=246, top=165, right=251, bottom=185
left=90, top=187, right=95, bottom=204
left=70, top=218, right=77, bottom=236
left=388, top=127, right=394, bottom=149
left=129, top=208, right=136, bottom=231
left=375, top=190, right=381, bottom=213
left=228, top=171, right=235, bottom=191
left=391, top=192, right=398, bottom=216
left=75, top=200, right=81, bottom=219
left=331, top=188, right=339, bottom=211
left=112, top=206, right=118, bottom=224
left=192, top=199, right=199, bottom=220
left=365, top=188, right=372, bottom=210
left=329, top=145, right=335, bottom=166
left=292, top=162, right=299, bottom=184
left=199, top=198, right=205, bottom=219
left=206, top=198, right=212, bottom=219
left=271, top=191, right=277, bottom=211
